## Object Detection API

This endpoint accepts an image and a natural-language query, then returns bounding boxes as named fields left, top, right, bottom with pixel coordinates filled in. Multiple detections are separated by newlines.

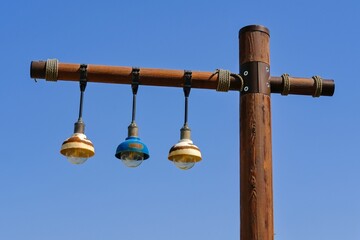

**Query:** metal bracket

left=183, top=70, right=192, bottom=97
left=131, top=67, right=140, bottom=95
left=240, top=62, right=270, bottom=95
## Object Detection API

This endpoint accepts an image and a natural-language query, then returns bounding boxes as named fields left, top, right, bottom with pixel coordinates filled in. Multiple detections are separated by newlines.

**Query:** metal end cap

left=115, top=136, right=150, bottom=160
left=239, top=25, right=270, bottom=37
left=60, top=133, right=95, bottom=158
left=168, top=139, right=202, bottom=162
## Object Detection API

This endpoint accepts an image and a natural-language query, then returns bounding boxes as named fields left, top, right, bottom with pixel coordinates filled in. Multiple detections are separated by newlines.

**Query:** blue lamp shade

left=115, top=136, right=150, bottom=167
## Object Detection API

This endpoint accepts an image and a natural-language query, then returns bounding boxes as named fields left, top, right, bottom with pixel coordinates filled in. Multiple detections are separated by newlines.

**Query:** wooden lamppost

left=30, top=25, right=335, bottom=240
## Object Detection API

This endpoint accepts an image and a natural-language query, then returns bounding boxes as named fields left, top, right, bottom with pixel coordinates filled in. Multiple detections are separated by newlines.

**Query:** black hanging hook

left=77, top=64, right=88, bottom=122
left=79, top=64, right=88, bottom=92
left=183, top=70, right=192, bottom=126
left=130, top=67, right=140, bottom=124
left=131, top=67, right=140, bottom=95
left=183, top=70, right=192, bottom=98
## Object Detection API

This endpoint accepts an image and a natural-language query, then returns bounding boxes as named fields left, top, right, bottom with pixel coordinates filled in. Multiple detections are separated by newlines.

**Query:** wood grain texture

left=239, top=25, right=273, bottom=240
left=30, top=61, right=334, bottom=96
left=270, top=76, right=335, bottom=96
left=240, top=93, right=273, bottom=240
left=239, top=31, right=270, bottom=65
left=30, top=61, right=229, bottom=90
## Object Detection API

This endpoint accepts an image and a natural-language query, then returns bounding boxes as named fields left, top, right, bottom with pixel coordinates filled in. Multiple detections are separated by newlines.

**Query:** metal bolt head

left=244, top=86, right=249, bottom=92
left=243, top=71, right=248, bottom=76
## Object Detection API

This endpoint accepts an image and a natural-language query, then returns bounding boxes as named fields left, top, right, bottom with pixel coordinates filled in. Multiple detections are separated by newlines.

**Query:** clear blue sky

left=1, top=0, right=359, bottom=239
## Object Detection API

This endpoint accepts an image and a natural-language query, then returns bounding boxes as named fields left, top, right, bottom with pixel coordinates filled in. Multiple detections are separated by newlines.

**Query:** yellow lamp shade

left=60, top=133, right=95, bottom=164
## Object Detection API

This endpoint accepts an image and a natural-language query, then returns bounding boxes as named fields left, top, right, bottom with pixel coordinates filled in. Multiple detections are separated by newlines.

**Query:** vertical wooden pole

left=239, top=25, right=273, bottom=240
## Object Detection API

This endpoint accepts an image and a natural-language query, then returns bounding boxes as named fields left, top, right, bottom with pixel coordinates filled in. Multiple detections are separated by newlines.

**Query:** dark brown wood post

left=239, top=25, right=273, bottom=240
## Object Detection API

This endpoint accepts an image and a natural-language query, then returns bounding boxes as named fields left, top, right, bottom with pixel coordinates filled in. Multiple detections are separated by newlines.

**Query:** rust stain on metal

left=62, top=137, right=94, bottom=147
left=129, top=143, right=143, bottom=149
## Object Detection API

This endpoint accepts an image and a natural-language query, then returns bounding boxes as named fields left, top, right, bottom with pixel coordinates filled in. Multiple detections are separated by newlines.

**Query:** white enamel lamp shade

left=168, top=138, right=202, bottom=170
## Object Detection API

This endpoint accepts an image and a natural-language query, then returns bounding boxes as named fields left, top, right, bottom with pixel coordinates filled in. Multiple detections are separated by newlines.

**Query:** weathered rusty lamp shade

left=168, top=125, right=202, bottom=170
left=115, top=68, right=150, bottom=168
left=115, top=123, right=150, bottom=168
left=60, top=121, right=95, bottom=164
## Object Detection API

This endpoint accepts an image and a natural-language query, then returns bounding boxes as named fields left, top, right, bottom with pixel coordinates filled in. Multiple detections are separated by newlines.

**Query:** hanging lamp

left=60, top=64, right=95, bottom=164
left=168, top=71, right=202, bottom=170
left=115, top=67, right=150, bottom=167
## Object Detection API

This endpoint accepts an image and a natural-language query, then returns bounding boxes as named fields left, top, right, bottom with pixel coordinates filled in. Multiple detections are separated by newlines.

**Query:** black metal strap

left=183, top=70, right=192, bottom=97
left=131, top=67, right=140, bottom=95
left=79, top=64, right=88, bottom=92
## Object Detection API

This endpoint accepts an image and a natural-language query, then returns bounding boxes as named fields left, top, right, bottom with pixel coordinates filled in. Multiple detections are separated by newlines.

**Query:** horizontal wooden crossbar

left=30, top=61, right=335, bottom=96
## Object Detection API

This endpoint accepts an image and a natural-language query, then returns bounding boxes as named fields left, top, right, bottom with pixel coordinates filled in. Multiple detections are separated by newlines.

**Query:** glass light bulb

left=172, top=155, right=196, bottom=170
left=121, top=151, right=144, bottom=168
left=67, top=157, right=88, bottom=165
left=62, top=147, right=91, bottom=165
